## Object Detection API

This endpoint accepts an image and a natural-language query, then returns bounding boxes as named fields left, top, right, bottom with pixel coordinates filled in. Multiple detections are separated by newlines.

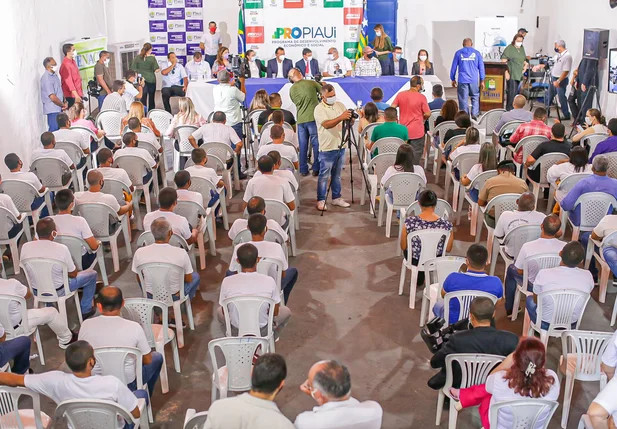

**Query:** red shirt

left=59, top=57, right=83, bottom=98
left=509, top=120, right=552, bottom=163
left=393, top=91, right=429, bottom=139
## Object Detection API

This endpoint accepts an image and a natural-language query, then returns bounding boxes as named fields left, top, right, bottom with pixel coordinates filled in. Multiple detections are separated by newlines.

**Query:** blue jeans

left=97, top=94, right=107, bottom=109
left=504, top=264, right=531, bottom=314
left=231, top=122, right=244, bottom=140
left=457, top=82, right=480, bottom=117
left=8, top=223, right=23, bottom=239
left=468, top=188, right=479, bottom=203
left=547, top=77, right=570, bottom=118
left=0, top=336, right=31, bottom=374
left=145, top=272, right=200, bottom=301
left=433, top=300, right=445, bottom=318
left=124, top=389, right=149, bottom=429
left=317, top=149, right=345, bottom=202
left=298, top=121, right=319, bottom=174
left=603, top=246, right=617, bottom=278
left=127, top=352, right=164, bottom=397
left=526, top=296, right=576, bottom=330
left=81, top=252, right=97, bottom=270
left=68, top=270, right=97, bottom=314
left=204, top=54, right=216, bottom=68
left=47, top=112, right=60, bottom=132
left=579, top=232, right=598, bottom=279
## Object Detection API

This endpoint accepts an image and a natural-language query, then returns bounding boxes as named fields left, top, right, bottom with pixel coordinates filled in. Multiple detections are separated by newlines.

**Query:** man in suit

left=428, top=297, right=519, bottom=390
left=295, top=48, right=320, bottom=79
left=267, top=47, right=293, bottom=79
left=383, top=46, right=408, bottom=76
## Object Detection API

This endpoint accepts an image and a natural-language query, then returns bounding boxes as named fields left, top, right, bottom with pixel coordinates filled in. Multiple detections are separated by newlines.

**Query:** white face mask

left=306, top=56, right=312, bottom=61
left=515, top=42, right=523, bottom=48
left=375, top=31, right=382, bottom=37
left=325, top=96, right=336, bottom=105
left=328, top=54, right=335, bottom=60
left=585, top=116, right=593, bottom=126
left=419, top=55, right=427, bottom=61
left=104, top=58, right=110, bottom=66
left=249, top=57, right=255, bottom=62
left=51, top=65, right=58, bottom=73
left=278, top=55, right=286, bottom=61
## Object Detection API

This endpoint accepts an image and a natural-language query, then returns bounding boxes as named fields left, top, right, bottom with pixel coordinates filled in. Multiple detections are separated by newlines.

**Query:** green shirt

left=371, top=121, right=409, bottom=143
left=289, top=80, right=322, bottom=124
left=130, top=55, right=160, bottom=83
left=501, top=44, right=527, bottom=81
left=373, top=36, right=394, bottom=61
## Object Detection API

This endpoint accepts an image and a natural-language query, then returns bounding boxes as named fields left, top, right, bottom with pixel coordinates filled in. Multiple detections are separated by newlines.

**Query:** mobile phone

left=356, top=100, right=363, bottom=109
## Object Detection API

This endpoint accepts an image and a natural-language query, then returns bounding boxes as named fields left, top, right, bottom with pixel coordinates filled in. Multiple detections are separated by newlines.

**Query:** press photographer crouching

left=427, top=297, right=519, bottom=390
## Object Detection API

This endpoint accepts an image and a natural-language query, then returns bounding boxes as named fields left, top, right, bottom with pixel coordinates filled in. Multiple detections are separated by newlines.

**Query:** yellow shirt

left=314, top=101, right=347, bottom=152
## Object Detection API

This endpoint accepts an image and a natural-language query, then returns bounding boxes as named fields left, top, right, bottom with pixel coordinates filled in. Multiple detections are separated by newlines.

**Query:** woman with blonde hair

left=130, top=43, right=160, bottom=111
left=249, top=89, right=269, bottom=112
left=121, top=101, right=160, bottom=136
left=372, top=24, right=394, bottom=69
left=166, top=97, right=207, bottom=137
left=212, top=46, right=231, bottom=77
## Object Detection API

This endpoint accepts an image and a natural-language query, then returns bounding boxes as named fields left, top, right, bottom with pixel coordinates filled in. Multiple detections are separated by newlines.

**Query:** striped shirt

left=354, top=57, right=382, bottom=77
left=101, top=93, right=127, bottom=115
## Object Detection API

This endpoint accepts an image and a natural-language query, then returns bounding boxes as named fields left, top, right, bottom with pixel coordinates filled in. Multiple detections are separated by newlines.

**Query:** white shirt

left=322, top=56, right=352, bottom=76
left=494, top=210, right=546, bottom=256
left=78, top=315, right=151, bottom=383
left=135, top=131, right=161, bottom=151
left=132, top=243, right=193, bottom=295
left=95, top=167, right=132, bottom=190
left=143, top=210, right=192, bottom=240
left=51, top=214, right=94, bottom=255
left=592, top=377, right=617, bottom=422
left=450, top=143, right=481, bottom=160
left=177, top=189, right=204, bottom=208
left=185, top=165, right=221, bottom=187
left=253, top=170, right=299, bottom=191
left=514, top=237, right=567, bottom=283
left=114, top=147, right=156, bottom=177
left=200, top=32, right=221, bottom=56
left=485, top=369, right=560, bottom=429
left=192, top=122, right=241, bottom=148
left=0, top=194, right=20, bottom=232
left=533, top=265, right=593, bottom=323
left=53, top=128, right=90, bottom=150
left=20, top=240, right=76, bottom=289
left=260, top=128, right=299, bottom=149
left=74, top=191, right=121, bottom=214
left=465, top=164, right=484, bottom=185
left=101, top=92, right=128, bottom=115
left=551, top=50, right=573, bottom=78
left=229, top=240, right=288, bottom=281
left=0, top=278, right=28, bottom=327
left=228, top=218, right=288, bottom=242
left=256, top=144, right=298, bottom=164
left=249, top=60, right=261, bottom=79
left=161, top=62, right=187, bottom=88
left=276, top=61, right=284, bottom=78
left=380, top=165, right=427, bottom=187
left=3, top=171, right=44, bottom=191
left=219, top=272, right=279, bottom=327
left=244, top=174, right=295, bottom=205
left=31, top=148, right=73, bottom=168
left=294, top=397, right=383, bottom=429
left=25, top=372, right=138, bottom=429
left=122, top=80, right=139, bottom=110
left=213, top=84, right=246, bottom=126
left=594, top=215, right=617, bottom=242
left=546, top=162, right=592, bottom=187
left=602, top=330, right=617, bottom=368
left=185, top=60, right=212, bottom=79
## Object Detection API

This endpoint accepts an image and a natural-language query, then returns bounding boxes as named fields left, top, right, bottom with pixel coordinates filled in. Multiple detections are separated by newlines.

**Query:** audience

left=74, top=170, right=132, bottom=218
left=370, top=87, right=390, bottom=111
left=572, top=108, right=609, bottom=144
left=114, top=132, right=158, bottom=184
left=460, top=143, right=497, bottom=202
left=188, top=111, right=243, bottom=158
left=260, top=110, right=299, bottom=149
left=508, top=107, right=552, bottom=164
left=249, top=89, right=269, bottom=113
left=174, top=170, right=205, bottom=207
left=586, top=377, right=617, bottom=429
left=68, top=101, right=108, bottom=143
left=4, top=152, right=48, bottom=215
left=127, top=117, right=162, bottom=154
left=0, top=175, right=23, bottom=240
left=443, top=111, right=472, bottom=154
left=184, top=148, right=226, bottom=190
left=95, top=148, right=134, bottom=193
left=53, top=112, right=91, bottom=162
left=122, top=101, right=161, bottom=136
left=358, top=102, right=384, bottom=142
left=253, top=151, right=299, bottom=192
left=368, top=107, right=409, bottom=155
left=100, top=80, right=128, bottom=115
left=0, top=335, right=31, bottom=375
left=493, top=95, right=533, bottom=135
left=428, top=84, right=445, bottom=111
left=165, top=97, right=207, bottom=138
left=257, top=93, right=297, bottom=131
left=256, top=124, right=299, bottom=169
left=32, top=132, right=76, bottom=174
left=380, top=144, right=426, bottom=188
left=494, top=192, right=546, bottom=256
left=590, top=118, right=617, bottom=161
left=525, top=122, right=571, bottom=183
left=478, top=160, right=528, bottom=228
left=449, top=126, right=482, bottom=162
left=590, top=212, right=617, bottom=284
left=143, top=188, right=199, bottom=246
left=602, top=330, right=617, bottom=381
left=228, top=196, right=288, bottom=242
left=546, top=145, right=591, bottom=187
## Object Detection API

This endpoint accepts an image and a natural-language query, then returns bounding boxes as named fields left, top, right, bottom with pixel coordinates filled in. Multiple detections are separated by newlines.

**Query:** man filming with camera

left=314, top=84, right=352, bottom=211
left=534, top=40, right=573, bottom=120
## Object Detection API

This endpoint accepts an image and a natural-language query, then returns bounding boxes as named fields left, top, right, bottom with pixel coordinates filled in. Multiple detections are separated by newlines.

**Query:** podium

left=480, top=62, right=508, bottom=112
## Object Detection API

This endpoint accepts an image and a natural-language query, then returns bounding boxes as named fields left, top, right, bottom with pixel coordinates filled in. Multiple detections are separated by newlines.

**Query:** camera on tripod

left=538, top=55, right=555, bottom=70
left=420, top=317, right=470, bottom=353
left=87, top=79, right=99, bottom=98
left=347, top=109, right=359, bottom=120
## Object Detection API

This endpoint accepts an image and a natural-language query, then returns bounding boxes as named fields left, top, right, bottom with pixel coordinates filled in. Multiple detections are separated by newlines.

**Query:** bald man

left=354, top=46, right=382, bottom=77
left=493, top=94, right=533, bottom=137
left=494, top=192, right=546, bottom=256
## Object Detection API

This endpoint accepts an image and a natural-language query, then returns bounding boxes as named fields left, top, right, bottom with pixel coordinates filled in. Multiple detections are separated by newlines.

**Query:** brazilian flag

left=238, top=1, right=246, bottom=56
left=356, top=0, right=368, bottom=60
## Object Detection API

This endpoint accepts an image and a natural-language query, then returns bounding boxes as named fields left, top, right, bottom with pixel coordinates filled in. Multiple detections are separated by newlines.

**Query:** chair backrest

left=232, top=229, right=285, bottom=248
left=123, top=124, right=153, bottom=135
left=174, top=200, right=207, bottom=229
left=263, top=199, right=292, bottom=229
left=0, top=207, right=19, bottom=240
left=443, top=291, right=498, bottom=324
left=451, top=152, right=479, bottom=178
left=468, top=169, right=498, bottom=192
left=423, top=256, right=466, bottom=292
left=175, top=125, right=199, bottom=153
left=433, top=121, right=457, bottom=141
left=528, top=152, right=569, bottom=185
left=123, top=298, right=171, bottom=348
left=54, top=234, right=93, bottom=270
left=503, top=224, right=542, bottom=260
left=30, top=157, right=72, bottom=189
left=0, top=180, right=39, bottom=212
left=0, top=386, right=46, bottom=429
left=75, top=202, right=119, bottom=237
left=113, top=155, right=152, bottom=186
left=20, top=257, right=69, bottom=302
left=372, top=137, right=405, bottom=154
left=248, top=109, right=265, bottom=136
left=427, top=110, right=441, bottom=133
left=556, top=172, right=592, bottom=193
left=366, top=153, right=397, bottom=184
left=96, top=110, right=124, bottom=136
left=55, top=141, right=85, bottom=165
left=0, top=294, right=30, bottom=339
left=359, top=122, right=380, bottom=143
left=602, top=153, right=617, bottom=179
left=573, top=192, right=617, bottom=231
left=584, top=133, right=608, bottom=155
left=147, top=109, right=173, bottom=135
left=443, top=134, right=466, bottom=153
left=406, top=229, right=451, bottom=267
left=205, top=154, right=226, bottom=174
left=184, top=410, right=209, bottom=429
left=136, top=262, right=186, bottom=305
left=208, top=337, right=268, bottom=393
left=489, top=399, right=558, bottom=429
left=406, top=199, right=454, bottom=220
left=478, top=109, right=507, bottom=136
left=382, top=173, right=426, bottom=207
left=70, top=125, right=98, bottom=142
left=485, top=193, right=521, bottom=225
left=55, top=398, right=136, bottom=429
left=221, top=296, right=275, bottom=338
left=206, top=112, right=215, bottom=123
left=498, top=120, right=524, bottom=140
left=601, top=230, right=617, bottom=250
left=444, top=353, right=504, bottom=390
left=522, top=253, right=562, bottom=291
left=100, top=177, right=131, bottom=205
left=136, top=140, right=159, bottom=159
left=136, top=231, right=190, bottom=252
left=561, top=330, right=612, bottom=382
left=536, top=289, right=591, bottom=331
left=257, top=256, right=284, bottom=296
left=93, top=346, right=143, bottom=386
left=201, top=142, right=234, bottom=163
left=513, top=135, right=549, bottom=159
left=188, top=176, right=217, bottom=205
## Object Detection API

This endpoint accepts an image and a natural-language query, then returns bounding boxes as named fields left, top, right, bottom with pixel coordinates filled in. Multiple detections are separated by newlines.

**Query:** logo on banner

left=343, top=41, right=358, bottom=59
left=308, top=0, right=318, bottom=6
left=168, top=32, right=186, bottom=44
left=186, top=44, right=201, bottom=55
left=185, top=9, right=203, bottom=19
left=167, top=8, right=185, bottom=20
left=346, top=0, right=362, bottom=6
left=346, top=25, right=359, bottom=39
left=344, top=7, right=363, bottom=25
left=324, top=0, right=343, bottom=6
left=245, top=0, right=264, bottom=8
left=246, top=26, right=265, bottom=43
left=166, top=0, right=184, bottom=5
left=186, top=32, right=202, bottom=42
left=185, top=0, right=203, bottom=6
left=151, top=44, right=168, bottom=56
left=167, top=21, right=186, bottom=31
left=148, top=0, right=165, bottom=7
left=186, top=20, right=203, bottom=32
left=148, top=9, right=166, bottom=19
left=272, top=27, right=336, bottom=40
left=169, top=46, right=187, bottom=56
left=149, top=34, right=168, bottom=44
left=149, top=20, right=166, bottom=32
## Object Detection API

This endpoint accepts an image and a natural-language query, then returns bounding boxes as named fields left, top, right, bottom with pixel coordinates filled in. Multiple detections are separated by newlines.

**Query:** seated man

left=383, top=46, right=408, bottom=76
left=0, top=176, right=23, bottom=240
left=79, top=286, right=163, bottom=397
left=370, top=87, right=390, bottom=111
left=160, top=52, right=188, bottom=113
left=586, top=377, right=617, bottom=429
left=174, top=170, right=205, bottom=207
left=525, top=122, right=571, bottom=183
left=526, top=241, right=593, bottom=329
left=4, top=152, right=48, bottom=217
left=508, top=107, right=552, bottom=163
left=205, top=353, right=294, bottom=429
left=114, top=132, right=158, bottom=185
left=590, top=118, right=617, bottom=162
left=143, top=188, right=199, bottom=246
left=322, top=47, right=353, bottom=78
left=478, top=160, right=529, bottom=228
left=132, top=217, right=200, bottom=301
left=295, top=360, right=383, bottom=429
left=428, top=84, right=445, bottom=111
left=256, top=125, right=299, bottom=169
left=428, top=297, right=518, bottom=390
left=31, top=132, right=76, bottom=183
left=432, top=244, right=503, bottom=322
left=100, top=80, right=128, bottom=115
left=184, top=148, right=225, bottom=190
left=354, top=47, right=382, bottom=77
left=589, top=213, right=617, bottom=282
left=53, top=112, right=91, bottom=162
left=0, top=277, right=75, bottom=349
left=504, top=215, right=565, bottom=317
left=295, top=48, right=320, bottom=78
left=185, top=51, right=212, bottom=80
left=257, top=93, right=297, bottom=131
left=228, top=214, right=297, bottom=303
left=95, top=148, right=134, bottom=193
left=188, top=111, right=243, bottom=164
left=228, top=196, right=288, bottom=242
left=259, top=110, right=298, bottom=148
left=266, top=47, right=293, bottom=79
left=218, top=243, right=291, bottom=334
left=253, top=151, right=299, bottom=192
left=368, top=107, right=409, bottom=153
left=74, top=170, right=132, bottom=219
left=492, top=95, right=533, bottom=136
left=0, top=341, right=145, bottom=426
left=21, top=218, right=98, bottom=319
left=494, top=192, right=546, bottom=257
left=127, top=117, right=162, bottom=154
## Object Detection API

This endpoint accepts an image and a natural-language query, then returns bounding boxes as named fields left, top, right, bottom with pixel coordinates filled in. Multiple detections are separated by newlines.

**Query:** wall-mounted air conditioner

left=108, top=40, right=144, bottom=81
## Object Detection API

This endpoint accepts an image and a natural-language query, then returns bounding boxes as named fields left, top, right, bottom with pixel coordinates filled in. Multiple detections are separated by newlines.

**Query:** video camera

left=420, top=317, right=470, bottom=354
left=347, top=108, right=359, bottom=120
left=538, top=55, right=555, bottom=69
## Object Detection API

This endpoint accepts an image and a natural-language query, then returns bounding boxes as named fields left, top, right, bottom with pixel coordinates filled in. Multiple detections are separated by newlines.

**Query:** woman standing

left=411, top=49, right=434, bottom=75
left=130, top=43, right=160, bottom=112
left=212, top=46, right=231, bottom=78
left=501, top=34, right=527, bottom=111
left=372, top=24, right=394, bottom=70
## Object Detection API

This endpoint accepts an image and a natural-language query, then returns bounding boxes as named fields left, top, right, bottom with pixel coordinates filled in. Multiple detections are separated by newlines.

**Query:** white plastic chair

left=95, top=110, right=124, bottom=146
left=173, top=125, right=199, bottom=172
left=136, top=231, right=198, bottom=271
left=605, top=153, right=617, bottom=179
left=400, top=199, right=453, bottom=258
left=71, top=125, right=101, bottom=167
left=174, top=200, right=216, bottom=270
left=55, top=398, right=149, bottom=429
left=0, top=180, right=51, bottom=242
left=527, top=289, right=591, bottom=346
left=559, top=330, right=612, bottom=428
left=372, top=137, right=405, bottom=156
left=188, top=176, right=228, bottom=230
left=184, top=409, right=209, bottom=429
left=0, top=294, right=45, bottom=365
left=489, top=223, right=542, bottom=277
left=548, top=172, right=591, bottom=216
left=399, top=229, right=451, bottom=309
left=440, top=134, right=467, bottom=184
left=488, top=399, right=558, bottom=429
left=378, top=173, right=426, bottom=238
left=577, top=414, right=594, bottom=429
left=123, top=298, right=180, bottom=395
left=75, top=202, right=132, bottom=273
left=436, top=353, right=505, bottom=429
left=221, top=296, right=276, bottom=353
left=233, top=229, right=289, bottom=262
left=592, top=231, right=617, bottom=312
left=0, top=207, right=24, bottom=275
left=443, top=290, right=498, bottom=325
left=419, top=256, right=466, bottom=327
left=208, top=337, right=268, bottom=403
left=113, top=155, right=158, bottom=213
left=509, top=134, right=548, bottom=175
left=424, top=109, right=441, bottom=169
left=147, top=109, right=173, bottom=151
left=361, top=153, right=396, bottom=215
left=565, top=192, right=617, bottom=241
left=475, top=108, right=506, bottom=141
left=100, top=176, right=143, bottom=230
left=528, top=152, right=570, bottom=204
left=0, top=386, right=51, bottom=429
left=445, top=152, right=477, bottom=210
left=54, top=235, right=108, bottom=286
left=475, top=193, right=521, bottom=263
left=359, top=122, right=380, bottom=165
left=263, top=199, right=297, bottom=257
left=496, top=120, right=524, bottom=162
left=512, top=253, right=562, bottom=322
left=432, top=121, right=458, bottom=180
left=456, top=170, right=498, bottom=234
left=584, top=133, right=608, bottom=156
left=122, top=124, right=153, bottom=135
left=134, top=139, right=167, bottom=187
left=201, top=142, right=240, bottom=194
left=55, top=141, right=88, bottom=192
left=30, top=157, right=73, bottom=193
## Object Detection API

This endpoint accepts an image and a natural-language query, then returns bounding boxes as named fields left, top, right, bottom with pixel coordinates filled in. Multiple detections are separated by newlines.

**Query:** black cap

left=518, top=28, right=528, bottom=34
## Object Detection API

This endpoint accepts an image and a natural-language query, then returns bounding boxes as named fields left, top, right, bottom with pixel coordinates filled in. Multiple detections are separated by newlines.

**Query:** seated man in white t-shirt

left=174, top=170, right=204, bottom=207
left=228, top=196, right=288, bottom=242
left=584, top=213, right=617, bottom=285
left=259, top=110, right=299, bottom=149
left=31, top=132, right=75, bottom=186
left=253, top=151, right=299, bottom=191
left=132, top=217, right=200, bottom=302
left=53, top=112, right=91, bottom=165
left=185, top=148, right=225, bottom=189
left=0, top=278, right=75, bottom=349
left=4, top=152, right=49, bottom=216
left=74, top=170, right=133, bottom=219
left=526, top=241, right=593, bottom=329
left=185, top=51, right=212, bottom=80
left=256, top=124, right=299, bottom=170
left=79, top=286, right=163, bottom=397
left=114, top=132, right=157, bottom=185
left=228, top=214, right=297, bottom=303
left=0, top=341, right=145, bottom=428
left=127, top=117, right=162, bottom=153
left=494, top=192, right=546, bottom=257
left=188, top=111, right=243, bottom=155
left=587, top=377, right=617, bottom=429
left=143, top=187, right=199, bottom=246
left=504, top=215, right=566, bottom=317
left=95, top=148, right=134, bottom=194
left=218, top=242, right=291, bottom=334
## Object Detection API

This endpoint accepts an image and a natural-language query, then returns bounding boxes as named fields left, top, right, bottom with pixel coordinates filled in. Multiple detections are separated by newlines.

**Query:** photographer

left=123, top=70, right=144, bottom=111
left=428, top=297, right=518, bottom=390
left=534, top=40, right=573, bottom=120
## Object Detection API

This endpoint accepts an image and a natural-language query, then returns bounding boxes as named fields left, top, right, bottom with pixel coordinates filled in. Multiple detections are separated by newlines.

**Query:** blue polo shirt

left=442, top=270, right=503, bottom=322
left=590, top=136, right=617, bottom=162
left=40, top=70, right=63, bottom=114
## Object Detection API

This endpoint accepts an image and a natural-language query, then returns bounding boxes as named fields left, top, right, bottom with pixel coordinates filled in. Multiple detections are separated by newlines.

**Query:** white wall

left=0, top=0, right=106, bottom=174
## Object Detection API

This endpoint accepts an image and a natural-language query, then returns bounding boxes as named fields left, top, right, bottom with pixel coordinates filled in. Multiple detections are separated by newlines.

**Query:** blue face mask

left=554, top=47, right=559, bottom=53
left=395, top=53, right=402, bottom=60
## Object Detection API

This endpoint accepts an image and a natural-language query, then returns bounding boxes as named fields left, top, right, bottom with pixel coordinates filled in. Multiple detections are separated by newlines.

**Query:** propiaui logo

left=272, top=27, right=336, bottom=39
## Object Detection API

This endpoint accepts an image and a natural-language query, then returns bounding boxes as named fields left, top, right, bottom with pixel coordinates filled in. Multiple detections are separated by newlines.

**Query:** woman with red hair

left=450, top=338, right=560, bottom=429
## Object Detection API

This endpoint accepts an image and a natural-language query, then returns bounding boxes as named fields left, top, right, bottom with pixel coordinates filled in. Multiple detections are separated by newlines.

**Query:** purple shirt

left=590, top=136, right=617, bottom=162
left=560, top=174, right=617, bottom=225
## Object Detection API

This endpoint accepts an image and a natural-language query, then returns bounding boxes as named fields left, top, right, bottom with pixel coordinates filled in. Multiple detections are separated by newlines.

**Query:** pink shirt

left=393, top=91, right=429, bottom=139
left=165, top=113, right=207, bottom=137
left=72, top=118, right=99, bottom=134
left=60, top=57, right=83, bottom=98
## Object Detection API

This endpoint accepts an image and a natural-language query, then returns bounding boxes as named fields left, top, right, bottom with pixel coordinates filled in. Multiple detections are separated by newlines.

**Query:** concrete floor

left=9, top=93, right=612, bottom=428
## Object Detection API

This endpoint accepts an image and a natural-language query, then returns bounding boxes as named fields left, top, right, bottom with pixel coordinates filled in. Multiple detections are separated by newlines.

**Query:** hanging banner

left=474, top=17, right=519, bottom=61
left=68, top=37, right=108, bottom=94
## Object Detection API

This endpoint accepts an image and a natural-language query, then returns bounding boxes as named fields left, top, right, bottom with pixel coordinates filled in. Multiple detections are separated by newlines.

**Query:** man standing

left=289, top=68, right=322, bottom=176
left=213, top=71, right=246, bottom=147
left=536, top=40, right=573, bottom=120
left=200, top=21, right=222, bottom=67
left=354, top=47, right=382, bottom=77
left=40, top=57, right=66, bottom=132
left=391, top=76, right=430, bottom=163
left=314, top=84, right=352, bottom=211
left=295, top=48, right=319, bottom=78
left=322, top=47, right=352, bottom=77
left=267, top=48, right=293, bottom=79
left=160, top=52, right=188, bottom=113
left=185, top=51, right=212, bottom=80
left=59, top=43, right=83, bottom=108
left=94, top=50, right=113, bottom=108
left=450, top=38, right=485, bottom=119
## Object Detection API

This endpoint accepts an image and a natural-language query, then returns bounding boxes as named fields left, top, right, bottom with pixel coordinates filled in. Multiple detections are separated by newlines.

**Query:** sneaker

left=332, top=198, right=351, bottom=208
left=316, top=200, right=327, bottom=211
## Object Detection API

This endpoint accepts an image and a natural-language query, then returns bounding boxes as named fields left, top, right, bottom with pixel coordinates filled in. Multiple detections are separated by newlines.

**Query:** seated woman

left=450, top=337, right=560, bottom=429
left=166, top=97, right=207, bottom=138
left=411, top=49, right=434, bottom=75
left=572, top=108, right=609, bottom=144
left=68, top=102, right=113, bottom=150
left=449, top=126, right=482, bottom=159
left=212, top=46, right=232, bottom=78
left=360, top=102, right=384, bottom=154
left=121, top=101, right=161, bottom=137
left=546, top=145, right=591, bottom=187
left=441, top=111, right=472, bottom=162
left=249, top=89, right=269, bottom=113
left=381, top=145, right=427, bottom=189
left=461, top=143, right=498, bottom=203
left=433, top=99, right=458, bottom=147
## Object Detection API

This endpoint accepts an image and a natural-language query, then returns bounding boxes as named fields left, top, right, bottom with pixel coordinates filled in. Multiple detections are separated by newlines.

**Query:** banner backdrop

left=69, top=37, right=108, bottom=95
left=243, top=0, right=363, bottom=66
left=474, top=17, right=518, bottom=61
left=147, top=0, right=204, bottom=66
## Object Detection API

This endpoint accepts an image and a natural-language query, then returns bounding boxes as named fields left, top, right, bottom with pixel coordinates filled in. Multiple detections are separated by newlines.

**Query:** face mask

left=328, top=54, right=335, bottom=60
left=310, top=389, right=318, bottom=400
left=209, top=27, right=216, bottom=34
left=418, top=55, right=427, bottom=61
left=515, top=42, right=523, bottom=48
left=375, top=31, right=382, bottom=37
left=395, top=54, right=402, bottom=60
left=306, top=56, right=312, bottom=61
left=554, top=47, right=560, bottom=53
left=279, top=55, right=286, bottom=61
left=249, top=56, right=255, bottom=62
left=585, top=117, right=593, bottom=126
left=51, top=231, right=57, bottom=240
left=325, top=96, right=336, bottom=105
left=223, top=54, right=229, bottom=60
left=104, top=58, right=110, bottom=66
left=51, top=65, right=58, bottom=73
